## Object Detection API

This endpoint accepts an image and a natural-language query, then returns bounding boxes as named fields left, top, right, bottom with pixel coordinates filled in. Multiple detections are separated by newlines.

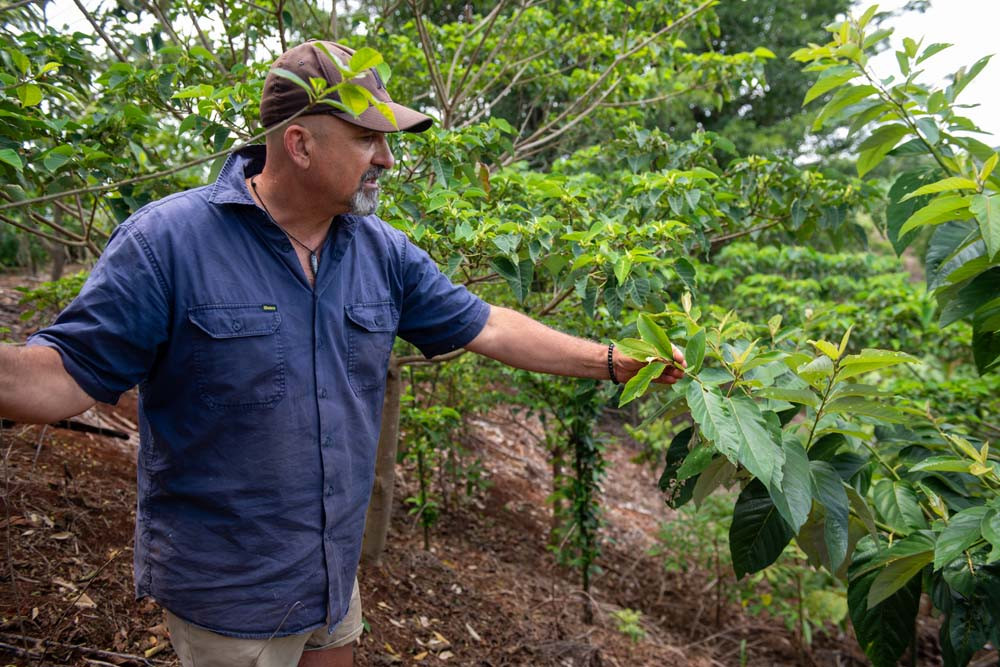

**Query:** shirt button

left=232, top=320, right=242, bottom=331
left=319, top=388, right=328, bottom=398
left=322, top=436, right=332, bottom=447
left=325, top=485, right=334, bottom=497
left=282, top=242, right=293, bottom=252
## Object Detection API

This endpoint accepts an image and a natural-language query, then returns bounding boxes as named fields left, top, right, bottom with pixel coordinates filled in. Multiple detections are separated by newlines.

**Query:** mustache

left=360, top=167, right=385, bottom=185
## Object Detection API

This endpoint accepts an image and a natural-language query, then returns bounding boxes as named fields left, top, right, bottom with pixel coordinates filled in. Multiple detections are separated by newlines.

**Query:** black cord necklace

left=250, top=177, right=320, bottom=280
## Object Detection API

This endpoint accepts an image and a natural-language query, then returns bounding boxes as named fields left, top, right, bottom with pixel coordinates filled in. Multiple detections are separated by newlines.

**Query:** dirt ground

left=0, top=276, right=973, bottom=667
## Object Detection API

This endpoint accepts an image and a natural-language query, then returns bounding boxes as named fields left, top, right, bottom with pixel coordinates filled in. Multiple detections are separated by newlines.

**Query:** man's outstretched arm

left=0, top=345, right=96, bottom=423
left=464, top=305, right=685, bottom=384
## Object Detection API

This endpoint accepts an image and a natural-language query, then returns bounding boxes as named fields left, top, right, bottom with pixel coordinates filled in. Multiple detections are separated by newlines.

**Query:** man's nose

left=374, top=135, right=394, bottom=169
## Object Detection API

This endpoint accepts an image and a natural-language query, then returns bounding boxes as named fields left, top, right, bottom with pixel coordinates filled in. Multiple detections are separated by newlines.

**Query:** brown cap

left=259, top=41, right=433, bottom=133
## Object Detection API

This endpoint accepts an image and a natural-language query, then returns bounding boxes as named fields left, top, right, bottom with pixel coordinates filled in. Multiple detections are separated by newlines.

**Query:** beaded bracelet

left=607, top=342, right=620, bottom=385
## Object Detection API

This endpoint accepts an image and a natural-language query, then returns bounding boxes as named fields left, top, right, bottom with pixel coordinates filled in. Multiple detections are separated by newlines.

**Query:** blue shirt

left=28, top=146, right=490, bottom=638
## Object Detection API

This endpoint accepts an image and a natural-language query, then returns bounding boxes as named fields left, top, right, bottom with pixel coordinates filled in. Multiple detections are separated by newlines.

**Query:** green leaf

left=900, top=176, right=980, bottom=201
left=753, top=387, right=819, bottom=408
left=952, top=54, right=993, bottom=100
left=810, top=339, right=841, bottom=360
left=898, top=194, right=972, bottom=236
left=730, top=479, right=794, bottom=579
left=676, top=442, right=717, bottom=481
left=857, top=124, right=911, bottom=177
left=837, top=349, right=918, bottom=380
left=172, top=83, right=214, bottom=99
left=848, top=538, right=922, bottom=667
left=917, top=42, right=952, bottom=64
left=982, top=508, right=1000, bottom=563
left=729, top=395, right=784, bottom=491
left=348, top=46, right=383, bottom=72
left=0, top=148, right=23, bottom=172
left=42, top=145, right=74, bottom=173
left=684, top=328, right=706, bottom=375
left=613, top=337, right=660, bottom=361
left=873, top=479, right=926, bottom=534
left=613, top=254, right=632, bottom=285
left=909, top=456, right=975, bottom=474
left=490, top=256, right=533, bottom=303
left=796, top=355, right=834, bottom=388
left=934, top=505, right=988, bottom=570
left=866, top=533, right=935, bottom=607
left=17, top=83, right=42, bottom=107
left=803, top=66, right=860, bottom=105
left=886, top=170, right=937, bottom=254
left=686, top=383, right=737, bottom=463
left=811, top=461, right=850, bottom=572
left=339, top=83, right=370, bottom=115
left=769, top=436, right=811, bottom=533
left=811, top=84, right=878, bottom=131
left=636, top=313, right=673, bottom=360
left=970, top=194, right=1000, bottom=260
left=271, top=67, right=312, bottom=94
left=824, top=397, right=907, bottom=423
left=691, top=456, right=736, bottom=507
left=618, top=361, right=666, bottom=406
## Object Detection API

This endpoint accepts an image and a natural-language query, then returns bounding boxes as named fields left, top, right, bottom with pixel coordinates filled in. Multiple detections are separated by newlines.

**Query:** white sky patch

left=866, top=0, right=1000, bottom=142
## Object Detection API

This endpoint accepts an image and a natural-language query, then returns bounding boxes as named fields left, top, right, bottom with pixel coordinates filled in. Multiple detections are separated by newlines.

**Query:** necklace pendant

left=309, top=252, right=319, bottom=277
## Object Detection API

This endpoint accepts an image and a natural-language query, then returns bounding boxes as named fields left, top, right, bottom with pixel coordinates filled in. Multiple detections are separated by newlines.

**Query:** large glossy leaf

left=934, top=505, right=988, bottom=570
left=618, top=361, right=666, bottom=406
left=686, top=383, right=738, bottom=462
left=848, top=538, right=921, bottom=667
left=943, top=600, right=993, bottom=667
left=637, top=313, right=673, bottom=359
left=730, top=479, right=794, bottom=579
left=872, top=479, right=926, bottom=534
left=898, top=194, right=972, bottom=236
left=886, top=171, right=935, bottom=254
left=490, top=256, right=533, bottom=303
left=857, top=124, right=911, bottom=177
left=982, top=507, right=1000, bottom=563
left=837, top=349, right=918, bottom=380
left=727, top=395, right=784, bottom=491
left=684, top=328, right=706, bottom=375
left=867, top=533, right=935, bottom=607
left=770, top=436, right=811, bottom=533
left=803, top=65, right=860, bottom=105
left=691, top=456, right=736, bottom=508
left=811, top=461, right=850, bottom=572
left=824, top=396, right=907, bottom=423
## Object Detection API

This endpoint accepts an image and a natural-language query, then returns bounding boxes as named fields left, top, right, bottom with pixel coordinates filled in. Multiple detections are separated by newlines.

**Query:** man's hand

left=613, top=343, right=686, bottom=385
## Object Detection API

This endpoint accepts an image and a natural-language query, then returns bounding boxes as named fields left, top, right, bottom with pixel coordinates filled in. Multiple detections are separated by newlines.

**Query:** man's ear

left=283, top=124, right=312, bottom=168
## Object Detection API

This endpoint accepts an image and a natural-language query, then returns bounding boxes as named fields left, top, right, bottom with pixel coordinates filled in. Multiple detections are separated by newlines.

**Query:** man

left=0, top=41, right=684, bottom=667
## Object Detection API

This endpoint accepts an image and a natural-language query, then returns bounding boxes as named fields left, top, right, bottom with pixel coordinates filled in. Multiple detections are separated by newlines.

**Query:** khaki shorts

left=165, top=578, right=363, bottom=667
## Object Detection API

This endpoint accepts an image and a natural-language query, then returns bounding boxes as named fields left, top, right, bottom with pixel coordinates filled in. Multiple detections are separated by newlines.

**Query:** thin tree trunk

left=361, top=355, right=402, bottom=564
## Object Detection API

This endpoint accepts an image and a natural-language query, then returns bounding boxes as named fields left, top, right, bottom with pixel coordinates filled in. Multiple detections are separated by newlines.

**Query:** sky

left=867, top=0, right=1000, bottom=141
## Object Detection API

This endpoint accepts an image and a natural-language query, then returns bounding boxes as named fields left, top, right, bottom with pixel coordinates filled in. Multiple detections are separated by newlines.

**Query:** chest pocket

left=188, top=305, right=285, bottom=410
left=346, top=301, right=398, bottom=395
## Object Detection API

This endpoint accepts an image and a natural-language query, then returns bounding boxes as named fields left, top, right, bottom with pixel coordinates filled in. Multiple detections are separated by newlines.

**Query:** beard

left=349, top=167, right=384, bottom=215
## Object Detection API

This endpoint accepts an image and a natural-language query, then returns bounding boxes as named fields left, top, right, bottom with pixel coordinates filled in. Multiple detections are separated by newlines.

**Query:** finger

left=672, top=343, right=687, bottom=367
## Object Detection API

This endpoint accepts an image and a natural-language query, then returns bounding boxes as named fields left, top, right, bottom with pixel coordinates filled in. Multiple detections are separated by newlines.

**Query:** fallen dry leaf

left=74, top=593, right=96, bottom=608
left=439, top=650, right=454, bottom=661
left=465, top=623, right=481, bottom=642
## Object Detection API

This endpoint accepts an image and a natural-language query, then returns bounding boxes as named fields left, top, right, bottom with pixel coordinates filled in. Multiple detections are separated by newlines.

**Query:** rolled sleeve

left=397, top=239, right=490, bottom=358
left=27, top=222, right=170, bottom=404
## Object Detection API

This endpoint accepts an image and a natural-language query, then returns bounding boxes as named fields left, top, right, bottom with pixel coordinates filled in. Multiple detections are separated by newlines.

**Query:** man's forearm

left=464, top=305, right=685, bottom=384
left=0, top=345, right=96, bottom=423
left=465, top=306, right=611, bottom=380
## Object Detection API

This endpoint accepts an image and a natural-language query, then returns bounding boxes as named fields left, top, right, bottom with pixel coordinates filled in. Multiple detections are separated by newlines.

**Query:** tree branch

left=409, top=0, right=451, bottom=122
left=70, top=0, right=127, bottom=62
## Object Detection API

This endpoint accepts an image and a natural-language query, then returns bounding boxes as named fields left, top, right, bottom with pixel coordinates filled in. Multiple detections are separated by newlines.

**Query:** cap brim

left=335, top=102, right=433, bottom=133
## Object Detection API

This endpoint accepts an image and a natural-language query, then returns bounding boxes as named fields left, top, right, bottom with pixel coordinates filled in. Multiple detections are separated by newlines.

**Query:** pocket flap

left=188, top=304, right=281, bottom=339
left=345, top=301, right=397, bottom=333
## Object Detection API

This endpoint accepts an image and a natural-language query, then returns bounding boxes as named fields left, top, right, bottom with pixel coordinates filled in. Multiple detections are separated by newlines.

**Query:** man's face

left=301, top=115, right=395, bottom=216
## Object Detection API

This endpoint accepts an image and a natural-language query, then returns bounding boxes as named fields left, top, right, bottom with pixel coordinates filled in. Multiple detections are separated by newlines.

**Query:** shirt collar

left=208, top=145, right=266, bottom=206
